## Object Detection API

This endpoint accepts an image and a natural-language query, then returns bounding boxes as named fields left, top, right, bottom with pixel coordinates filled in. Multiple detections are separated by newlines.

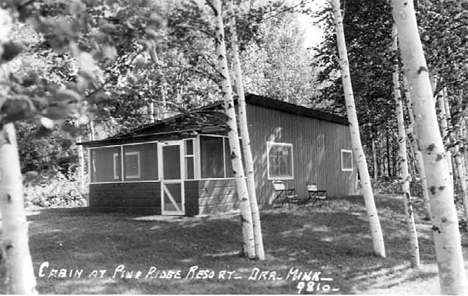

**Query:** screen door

left=160, top=141, right=185, bottom=215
